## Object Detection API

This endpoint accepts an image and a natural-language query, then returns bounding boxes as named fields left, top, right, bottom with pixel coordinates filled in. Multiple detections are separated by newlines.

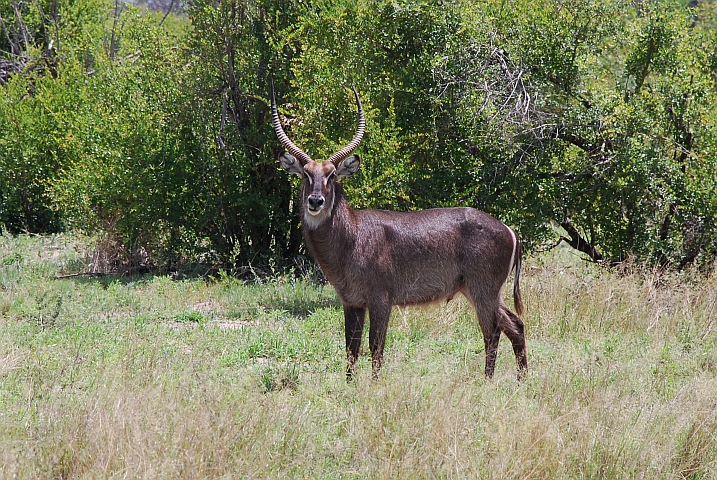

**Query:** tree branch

left=560, top=220, right=603, bottom=262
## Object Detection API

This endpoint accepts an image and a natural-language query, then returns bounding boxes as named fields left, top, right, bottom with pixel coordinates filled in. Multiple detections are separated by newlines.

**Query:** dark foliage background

left=1, top=0, right=716, bottom=272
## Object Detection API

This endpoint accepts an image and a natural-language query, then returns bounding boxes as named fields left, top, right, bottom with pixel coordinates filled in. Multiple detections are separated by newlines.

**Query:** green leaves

left=2, top=0, right=717, bottom=270
left=488, top=0, right=717, bottom=268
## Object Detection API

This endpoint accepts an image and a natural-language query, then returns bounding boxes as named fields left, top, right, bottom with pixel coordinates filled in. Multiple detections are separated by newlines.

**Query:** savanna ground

left=1, top=233, right=716, bottom=479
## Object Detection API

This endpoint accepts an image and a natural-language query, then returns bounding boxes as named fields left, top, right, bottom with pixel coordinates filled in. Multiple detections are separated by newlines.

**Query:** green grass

left=1, top=233, right=716, bottom=478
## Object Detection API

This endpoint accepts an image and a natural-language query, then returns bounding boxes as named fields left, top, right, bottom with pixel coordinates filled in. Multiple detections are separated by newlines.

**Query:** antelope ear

left=337, top=155, right=360, bottom=178
left=279, top=152, right=304, bottom=176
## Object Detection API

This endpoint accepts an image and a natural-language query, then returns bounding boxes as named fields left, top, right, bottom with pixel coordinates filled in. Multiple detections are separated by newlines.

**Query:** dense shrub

left=2, top=0, right=716, bottom=271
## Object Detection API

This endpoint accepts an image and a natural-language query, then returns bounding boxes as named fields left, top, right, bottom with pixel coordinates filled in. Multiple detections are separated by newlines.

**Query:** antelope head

left=271, top=81, right=365, bottom=228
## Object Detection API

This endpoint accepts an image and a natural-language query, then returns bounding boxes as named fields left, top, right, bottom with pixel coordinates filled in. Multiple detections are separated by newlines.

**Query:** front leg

left=368, top=302, right=392, bottom=380
left=344, top=306, right=366, bottom=381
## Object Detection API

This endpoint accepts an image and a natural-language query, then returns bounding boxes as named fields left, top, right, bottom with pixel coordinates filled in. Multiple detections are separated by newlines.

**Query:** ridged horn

left=271, top=79, right=312, bottom=165
left=326, top=87, right=365, bottom=166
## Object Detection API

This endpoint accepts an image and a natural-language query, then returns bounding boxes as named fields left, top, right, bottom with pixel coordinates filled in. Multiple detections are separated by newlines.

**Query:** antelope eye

left=303, top=171, right=313, bottom=184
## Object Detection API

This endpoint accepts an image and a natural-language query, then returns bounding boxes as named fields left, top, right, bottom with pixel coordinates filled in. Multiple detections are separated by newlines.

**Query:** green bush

left=2, top=0, right=716, bottom=271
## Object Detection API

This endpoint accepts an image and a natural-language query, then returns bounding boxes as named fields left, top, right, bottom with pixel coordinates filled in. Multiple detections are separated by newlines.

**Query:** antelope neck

left=302, top=185, right=355, bottom=266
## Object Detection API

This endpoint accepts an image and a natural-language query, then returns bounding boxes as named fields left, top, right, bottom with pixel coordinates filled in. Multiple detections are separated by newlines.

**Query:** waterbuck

left=271, top=84, right=527, bottom=380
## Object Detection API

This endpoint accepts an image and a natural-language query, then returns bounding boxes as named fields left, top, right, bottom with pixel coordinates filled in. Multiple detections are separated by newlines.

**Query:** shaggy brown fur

left=272, top=85, right=526, bottom=380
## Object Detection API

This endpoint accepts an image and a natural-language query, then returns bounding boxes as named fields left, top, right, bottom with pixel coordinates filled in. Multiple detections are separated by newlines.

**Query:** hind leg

left=466, top=294, right=502, bottom=379
left=498, top=303, right=528, bottom=379
left=482, top=319, right=502, bottom=379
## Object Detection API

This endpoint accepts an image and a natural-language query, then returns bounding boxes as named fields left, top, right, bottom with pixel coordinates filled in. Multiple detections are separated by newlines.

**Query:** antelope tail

left=513, top=235, right=524, bottom=317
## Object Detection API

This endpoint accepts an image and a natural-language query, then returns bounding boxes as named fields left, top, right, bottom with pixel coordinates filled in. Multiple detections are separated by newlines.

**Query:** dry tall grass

left=1, top=236, right=715, bottom=478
